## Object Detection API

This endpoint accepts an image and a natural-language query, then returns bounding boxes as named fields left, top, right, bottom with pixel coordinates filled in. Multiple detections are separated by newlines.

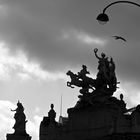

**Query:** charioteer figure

left=78, top=65, right=90, bottom=78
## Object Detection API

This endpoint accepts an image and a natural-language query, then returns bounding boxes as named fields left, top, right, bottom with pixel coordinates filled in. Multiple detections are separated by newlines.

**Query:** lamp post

left=96, top=1, right=140, bottom=24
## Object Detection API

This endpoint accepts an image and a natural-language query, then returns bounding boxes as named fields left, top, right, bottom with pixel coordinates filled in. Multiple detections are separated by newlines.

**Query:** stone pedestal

left=7, top=133, right=31, bottom=140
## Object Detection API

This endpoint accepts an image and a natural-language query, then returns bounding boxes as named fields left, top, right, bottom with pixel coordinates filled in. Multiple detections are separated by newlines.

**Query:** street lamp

left=96, top=1, right=140, bottom=24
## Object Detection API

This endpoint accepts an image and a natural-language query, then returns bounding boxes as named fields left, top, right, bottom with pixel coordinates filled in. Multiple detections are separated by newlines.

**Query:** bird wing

left=112, top=36, right=126, bottom=42
left=119, top=37, right=126, bottom=42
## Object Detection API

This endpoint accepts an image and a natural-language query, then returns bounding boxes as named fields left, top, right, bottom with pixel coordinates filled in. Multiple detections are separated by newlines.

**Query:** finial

left=120, top=94, right=123, bottom=101
left=17, top=100, right=20, bottom=106
left=51, top=104, right=54, bottom=110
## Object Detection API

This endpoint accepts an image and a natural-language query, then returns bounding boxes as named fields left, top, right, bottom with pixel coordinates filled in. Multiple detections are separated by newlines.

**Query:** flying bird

left=112, top=36, right=126, bottom=42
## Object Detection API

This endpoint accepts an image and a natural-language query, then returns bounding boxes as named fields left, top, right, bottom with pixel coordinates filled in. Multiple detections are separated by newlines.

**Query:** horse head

left=66, top=70, right=75, bottom=77
left=66, top=70, right=72, bottom=76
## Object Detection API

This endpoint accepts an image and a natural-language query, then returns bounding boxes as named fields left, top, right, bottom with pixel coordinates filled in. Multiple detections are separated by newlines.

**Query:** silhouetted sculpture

left=7, top=101, right=31, bottom=140
left=108, top=57, right=117, bottom=88
left=48, top=104, right=56, bottom=124
left=67, top=48, right=119, bottom=107
left=11, top=101, right=27, bottom=135
left=67, top=68, right=95, bottom=95
left=94, top=48, right=117, bottom=91
left=78, top=65, right=90, bottom=78
left=77, top=65, right=93, bottom=94
left=39, top=49, right=140, bottom=140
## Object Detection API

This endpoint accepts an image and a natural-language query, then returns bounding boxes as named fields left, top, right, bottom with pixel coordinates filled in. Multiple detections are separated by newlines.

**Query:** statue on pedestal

left=11, top=101, right=27, bottom=135
left=48, top=104, right=56, bottom=124
left=7, top=101, right=31, bottom=140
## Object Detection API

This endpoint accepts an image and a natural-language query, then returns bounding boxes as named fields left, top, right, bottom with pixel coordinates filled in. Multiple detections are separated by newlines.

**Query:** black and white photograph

left=1, top=0, right=140, bottom=140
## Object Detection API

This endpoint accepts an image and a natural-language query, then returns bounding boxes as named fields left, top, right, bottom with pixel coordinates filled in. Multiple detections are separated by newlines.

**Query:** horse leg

left=67, top=82, right=74, bottom=88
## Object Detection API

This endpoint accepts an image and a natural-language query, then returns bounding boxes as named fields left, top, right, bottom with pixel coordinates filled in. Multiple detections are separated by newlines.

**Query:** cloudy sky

left=1, top=0, right=140, bottom=139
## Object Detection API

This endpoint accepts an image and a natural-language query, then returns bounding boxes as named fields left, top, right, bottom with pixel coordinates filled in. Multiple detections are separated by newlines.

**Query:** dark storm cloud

left=0, top=0, right=140, bottom=86
left=0, top=0, right=108, bottom=70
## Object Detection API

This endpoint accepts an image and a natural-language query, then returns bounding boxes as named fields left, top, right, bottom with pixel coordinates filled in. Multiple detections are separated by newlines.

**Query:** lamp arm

left=103, top=1, right=140, bottom=13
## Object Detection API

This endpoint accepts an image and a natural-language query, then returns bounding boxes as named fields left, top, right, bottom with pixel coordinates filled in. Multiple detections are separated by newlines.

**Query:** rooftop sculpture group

left=67, top=48, right=119, bottom=107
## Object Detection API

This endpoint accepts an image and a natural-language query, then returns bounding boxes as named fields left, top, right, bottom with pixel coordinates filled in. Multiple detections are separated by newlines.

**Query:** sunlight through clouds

left=27, top=115, right=42, bottom=140
left=61, top=29, right=108, bottom=46
left=0, top=42, right=66, bottom=81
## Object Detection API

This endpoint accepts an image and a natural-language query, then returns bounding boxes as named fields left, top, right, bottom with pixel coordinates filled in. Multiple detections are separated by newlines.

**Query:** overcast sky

left=1, top=0, right=140, bottom=140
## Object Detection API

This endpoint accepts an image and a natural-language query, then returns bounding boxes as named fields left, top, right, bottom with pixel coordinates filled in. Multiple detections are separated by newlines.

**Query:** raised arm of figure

left=11, top=108, right=17, bottom=112
left=94, top=48, right=101, bottom=60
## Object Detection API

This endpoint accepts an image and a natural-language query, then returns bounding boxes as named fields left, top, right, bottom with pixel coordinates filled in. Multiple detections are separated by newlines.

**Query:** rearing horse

left=66, top=70, right=96, bottom=91
left=66, top=70, right=82, bottom=88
